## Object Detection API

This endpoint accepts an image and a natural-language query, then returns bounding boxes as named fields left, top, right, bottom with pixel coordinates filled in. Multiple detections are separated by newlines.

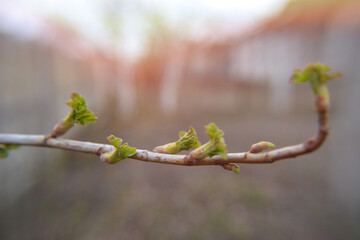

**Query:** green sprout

left=250, top=141, right=275, bottom=154
left=153, top=127, right=200, bottom=154
left=0, top=144, right=20, bottom=158
left=222, top=163, right=240, bottom=174
left=101, top=135, right=137, bottom=164
left=64, top=93, right=98, bottom=126
left=189, top=123, right=228, bottom=160
left=232, top=164, right=240, bottom=174
left=290, top=63, right=342, bottom=103
left=51, top=93, right=98, bottom=137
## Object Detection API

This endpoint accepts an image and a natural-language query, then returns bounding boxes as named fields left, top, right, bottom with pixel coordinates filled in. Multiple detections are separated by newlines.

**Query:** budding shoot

left=250, top=141, right=275, bottom=153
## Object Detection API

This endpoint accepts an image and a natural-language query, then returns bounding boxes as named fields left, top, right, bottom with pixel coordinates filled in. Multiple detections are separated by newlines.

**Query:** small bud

left=222, top=163, right=240, bottom=174
left=250, top=141, right=275, bottom=153
left=153, top=142, right=180, bottom=154
left=233, top=164, right=240, bottom=174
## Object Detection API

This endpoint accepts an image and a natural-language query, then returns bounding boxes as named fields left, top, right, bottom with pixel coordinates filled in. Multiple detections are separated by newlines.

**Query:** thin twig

left=0, top=96, right=329, bottom=167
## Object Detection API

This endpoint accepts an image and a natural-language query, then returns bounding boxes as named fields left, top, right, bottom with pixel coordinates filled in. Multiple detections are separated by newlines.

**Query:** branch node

left=184, top=155, right=194, bottom=166
left=265, top=152, right=273, bottom=163
left=96, top=146, right=106, bottom=156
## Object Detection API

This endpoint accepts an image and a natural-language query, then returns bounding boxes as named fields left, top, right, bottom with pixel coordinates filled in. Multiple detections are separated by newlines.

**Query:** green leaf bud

left=233, top=164, right=240, bottom=174
left=64, top=93, right=98, bottom=126
left=102, top=135, right=137, bottom=164
left=117, top=143, right=137, bottom=160
left=250, top=141, right=275, bottom=153
left=107, top=135, right=123, bottom=149
left=153, top=127, right=200, bottom=154
left=164, top=142, right=181, bottom=154
left=51, top=93, right=98, bottom=138
left=153, top=142, right=180, bottom=154
left=189, top=123, right=228, bottom=160
left=290, top=63, right=341, bottom=104
left=203, top=123, right=228, bottom=159
left=177, top=127, right=201, bottom=151
left=222, top=163, right=240, bottom=174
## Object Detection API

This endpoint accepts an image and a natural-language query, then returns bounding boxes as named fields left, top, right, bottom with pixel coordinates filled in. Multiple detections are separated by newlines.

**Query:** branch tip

left=50, top=93, right=98, bottom=138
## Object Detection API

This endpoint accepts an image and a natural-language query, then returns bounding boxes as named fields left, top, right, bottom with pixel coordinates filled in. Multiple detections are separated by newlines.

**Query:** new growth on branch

left=0, top=63, right=342, bottom=174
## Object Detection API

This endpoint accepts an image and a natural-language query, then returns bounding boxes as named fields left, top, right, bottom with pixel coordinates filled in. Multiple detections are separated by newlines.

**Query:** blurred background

left=1, top=0, right=360, bottom=239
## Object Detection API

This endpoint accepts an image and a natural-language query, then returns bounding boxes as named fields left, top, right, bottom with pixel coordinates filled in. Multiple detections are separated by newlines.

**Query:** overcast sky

left=6, top=0, right=288, bottom=59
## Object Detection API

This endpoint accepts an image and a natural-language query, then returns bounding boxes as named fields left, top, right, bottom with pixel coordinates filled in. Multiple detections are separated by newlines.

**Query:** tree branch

left=0, top=63, right=340, bottom=172
left=0, top=95, right=329, bottom=166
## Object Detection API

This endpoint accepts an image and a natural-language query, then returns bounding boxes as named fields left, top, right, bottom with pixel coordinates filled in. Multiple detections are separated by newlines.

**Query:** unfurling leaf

left=65, top=93, right=98, bottom=126
left=177, top=127, right=201, bottom=151
left=250, top=141, right=275, bottom=153
left=153, top=127, right=200, bottom=154
left=117, top=143, right=137, bottom=160
left=51, top=93, right=98, bottom=138
left=189, top=123, right=228, bottom=160
left=107, top=135, right=123, bottom=149
left=101, top=135, right=137, bottom=164
left=290, top=63, right=341, bottom=103
left=0, top=144, right=20, bottom=158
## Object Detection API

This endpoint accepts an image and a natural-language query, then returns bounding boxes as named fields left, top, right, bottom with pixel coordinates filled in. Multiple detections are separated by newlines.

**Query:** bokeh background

left=1, top=0, right=360, bottom=239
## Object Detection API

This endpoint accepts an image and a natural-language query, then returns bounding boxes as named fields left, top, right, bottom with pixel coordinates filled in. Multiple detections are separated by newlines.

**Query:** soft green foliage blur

left=65, top=93, right=98, bottom=126
left=0, top=144, right=20, bottom=158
